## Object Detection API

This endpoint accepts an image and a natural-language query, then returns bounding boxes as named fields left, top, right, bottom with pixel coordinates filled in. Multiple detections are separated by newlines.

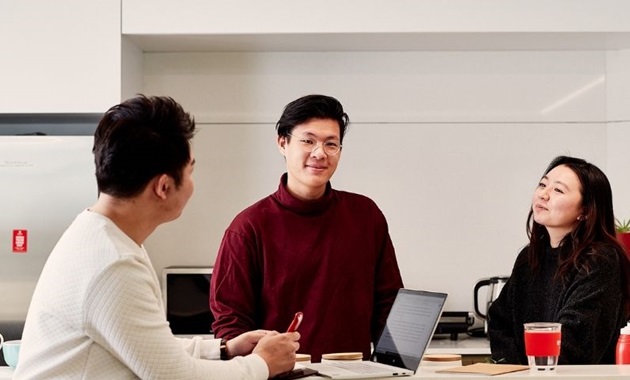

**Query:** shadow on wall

left=0, top=320, right=24, bottom=366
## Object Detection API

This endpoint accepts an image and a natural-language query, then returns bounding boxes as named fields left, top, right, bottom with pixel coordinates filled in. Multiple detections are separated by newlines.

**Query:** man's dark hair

left=93, top=95, right=196, bottom=198
left=275, top=94, right=349, bottom=143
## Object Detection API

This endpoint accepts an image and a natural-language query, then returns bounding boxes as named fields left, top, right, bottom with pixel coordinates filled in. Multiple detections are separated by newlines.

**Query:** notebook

left=305, top=288, right=447, bottom=379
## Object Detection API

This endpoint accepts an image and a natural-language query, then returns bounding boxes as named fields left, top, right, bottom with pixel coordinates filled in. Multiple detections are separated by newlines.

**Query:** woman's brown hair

left=523, top=156, right=630, bottom=317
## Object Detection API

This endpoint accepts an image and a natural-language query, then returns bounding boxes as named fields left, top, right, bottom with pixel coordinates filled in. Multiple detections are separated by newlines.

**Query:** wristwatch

left=220, top=338, right=229, bottom=360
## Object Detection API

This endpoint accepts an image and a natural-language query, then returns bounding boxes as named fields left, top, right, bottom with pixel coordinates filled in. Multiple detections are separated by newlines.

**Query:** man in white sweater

left=15, top=95, right=300, bottom=379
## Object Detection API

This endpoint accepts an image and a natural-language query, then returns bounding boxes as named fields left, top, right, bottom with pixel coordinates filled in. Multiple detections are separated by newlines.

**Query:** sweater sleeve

left=370, top=212, right=404, bottom=341
left=555, top=251, right=624, bottom=364
left=85, top=257, right=269, bottom=380
left=175, top=336, right=219, bottom=360
left=488, top=247, right=530, bottom=364
left=488, top=274, right=523, bottom=364
left=211, top=228, right=259, bottom=339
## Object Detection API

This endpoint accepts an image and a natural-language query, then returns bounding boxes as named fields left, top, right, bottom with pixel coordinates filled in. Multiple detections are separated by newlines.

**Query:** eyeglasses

left=287, top=133, right=342, bottom=155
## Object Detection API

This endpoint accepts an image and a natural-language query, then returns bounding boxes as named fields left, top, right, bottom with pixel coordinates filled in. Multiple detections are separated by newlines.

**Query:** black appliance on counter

left=434, top=311, right=474, bottom=340
left=162, top=266, right=214, bottom=335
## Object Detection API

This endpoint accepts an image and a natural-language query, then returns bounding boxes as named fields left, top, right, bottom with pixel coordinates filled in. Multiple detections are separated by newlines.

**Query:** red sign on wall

left=12, top=229, right=28, bottom=253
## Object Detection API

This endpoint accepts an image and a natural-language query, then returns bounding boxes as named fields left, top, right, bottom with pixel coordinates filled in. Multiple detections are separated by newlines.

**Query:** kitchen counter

left=426, top=335, right=491, bottom=356
left=2, top=365, right=630, bottom=379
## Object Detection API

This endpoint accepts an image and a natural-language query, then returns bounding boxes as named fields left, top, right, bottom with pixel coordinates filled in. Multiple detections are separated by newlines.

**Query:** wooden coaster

left=296, top=353, right=312, bottom=362
left=422, top=354, right=462, bottom=362
left=321, top=352, right=363, bottom=360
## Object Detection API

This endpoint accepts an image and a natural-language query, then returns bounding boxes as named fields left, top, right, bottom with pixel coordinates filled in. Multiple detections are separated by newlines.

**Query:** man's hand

left=227, top=330, right=276, bottom=357
left=253, top=332, right=300, bottom=377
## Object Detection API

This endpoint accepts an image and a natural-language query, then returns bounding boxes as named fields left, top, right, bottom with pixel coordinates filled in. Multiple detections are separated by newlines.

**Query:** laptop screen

left=371, top=289, right=447, bottom=371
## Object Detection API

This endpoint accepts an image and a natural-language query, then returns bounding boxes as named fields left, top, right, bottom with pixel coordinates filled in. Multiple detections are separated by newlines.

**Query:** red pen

left=287, top=311, right=303, bottom=332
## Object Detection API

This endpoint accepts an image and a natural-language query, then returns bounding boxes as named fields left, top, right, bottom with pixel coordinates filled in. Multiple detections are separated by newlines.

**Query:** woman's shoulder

left=513, top=245, right=530, bottom=262
left=585, top=242, right=621, bottom=255
left=581, top=242, right=624, bottom=268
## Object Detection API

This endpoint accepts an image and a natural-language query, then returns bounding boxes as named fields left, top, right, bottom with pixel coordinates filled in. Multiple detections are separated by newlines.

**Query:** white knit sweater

left=14, top=210, right=268, bottom=379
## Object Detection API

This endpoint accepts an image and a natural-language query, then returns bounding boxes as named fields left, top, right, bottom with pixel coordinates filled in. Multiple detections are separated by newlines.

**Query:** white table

left=3, top=365, right=630, bottom=379
left=308, top=365, right=630, bottom=379
left=0, top=367, right=12, bottom=380
left=413, top=365, right=630, bottom=379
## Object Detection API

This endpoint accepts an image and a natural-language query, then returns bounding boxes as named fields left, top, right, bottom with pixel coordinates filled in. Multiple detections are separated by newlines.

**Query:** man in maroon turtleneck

left=210, top=94, right=404, bottom=363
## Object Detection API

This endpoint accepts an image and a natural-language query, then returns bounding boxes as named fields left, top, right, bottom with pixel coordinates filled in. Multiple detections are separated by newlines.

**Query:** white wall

left=606, top=50, right=630, bottom=219
left=141, top=50, right=618, bottom=316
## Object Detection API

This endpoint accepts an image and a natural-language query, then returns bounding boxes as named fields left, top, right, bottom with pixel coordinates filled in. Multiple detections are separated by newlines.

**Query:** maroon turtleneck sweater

left=211, top=174, right=403, bottom=362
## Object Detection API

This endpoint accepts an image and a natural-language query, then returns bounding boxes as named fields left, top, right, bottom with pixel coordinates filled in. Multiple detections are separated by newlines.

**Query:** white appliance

left=0, top=135, right=97, bottom=320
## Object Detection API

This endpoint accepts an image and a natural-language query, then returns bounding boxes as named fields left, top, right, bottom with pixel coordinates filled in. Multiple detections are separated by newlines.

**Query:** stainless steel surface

left=474, top=276, right=509, bottom=334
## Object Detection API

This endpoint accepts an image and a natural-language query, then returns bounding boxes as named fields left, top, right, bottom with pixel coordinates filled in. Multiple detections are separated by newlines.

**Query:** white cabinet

left=123, top=0, right=630, bottom=52
left=0, top=0, right=121, bottom=114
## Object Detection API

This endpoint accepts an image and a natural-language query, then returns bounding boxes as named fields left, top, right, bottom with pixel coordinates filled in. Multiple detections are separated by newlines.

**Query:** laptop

left=305, top=288, right=447, bottom=379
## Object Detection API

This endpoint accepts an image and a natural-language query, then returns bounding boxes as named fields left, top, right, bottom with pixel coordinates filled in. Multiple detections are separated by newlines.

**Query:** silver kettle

left=474, top=276, right=509, bottom=334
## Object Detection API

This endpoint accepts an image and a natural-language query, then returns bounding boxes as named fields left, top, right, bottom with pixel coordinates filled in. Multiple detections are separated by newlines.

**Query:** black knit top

left=488, top=245, right=627, bottom=364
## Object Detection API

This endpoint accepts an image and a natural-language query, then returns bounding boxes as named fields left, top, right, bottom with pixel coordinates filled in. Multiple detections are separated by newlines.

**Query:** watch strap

left=220, top=338, right=229, bottom=360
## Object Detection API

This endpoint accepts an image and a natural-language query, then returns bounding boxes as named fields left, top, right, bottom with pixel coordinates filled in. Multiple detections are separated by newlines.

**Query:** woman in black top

left=488, top=155, right=630, bottom=364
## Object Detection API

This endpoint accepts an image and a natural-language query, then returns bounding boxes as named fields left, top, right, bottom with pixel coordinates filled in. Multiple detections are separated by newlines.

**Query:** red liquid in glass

left=525, top=330, right=561, bottom=356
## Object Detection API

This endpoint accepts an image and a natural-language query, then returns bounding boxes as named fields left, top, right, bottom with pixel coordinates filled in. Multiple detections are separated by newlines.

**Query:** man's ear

left=154, top=174, right=170, bottom=200
left=277, top=135, right=287, bottom=155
